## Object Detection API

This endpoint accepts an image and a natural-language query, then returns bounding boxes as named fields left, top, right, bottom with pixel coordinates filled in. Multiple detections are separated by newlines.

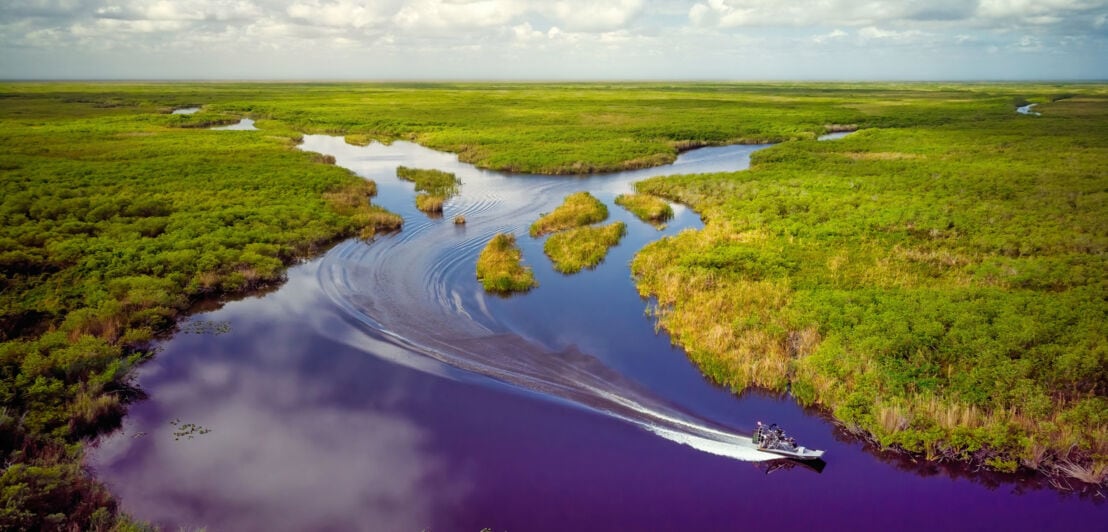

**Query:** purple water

left=87, top=138, right=1104, bottom=530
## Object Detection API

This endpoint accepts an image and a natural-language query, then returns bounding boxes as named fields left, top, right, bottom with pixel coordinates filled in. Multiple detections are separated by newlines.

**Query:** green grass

left=396, top=166, right=460, bottom=195
left=1, top=82, right=1105, bottom=527
left=415, top=193, right=445, bottom=213
left=476, top=233, right=537, bottom=293
left=615, top=193, right=673, bottom=226
left=530, top=192, right=609, bottom=237
left=631, top=94, right=1108, bottom=483
left=0, top=87, right=399, bottom=529
left=544, top=222, right=627, bottom=274
left=396, top=166, right=460, bottom=214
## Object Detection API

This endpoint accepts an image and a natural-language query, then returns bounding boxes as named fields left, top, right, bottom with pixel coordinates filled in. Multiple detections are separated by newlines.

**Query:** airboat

left=752, top=422, right=825, bottom=460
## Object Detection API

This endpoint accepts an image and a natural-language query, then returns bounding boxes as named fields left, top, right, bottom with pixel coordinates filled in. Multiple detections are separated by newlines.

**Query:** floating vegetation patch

left=476, top=233, right=537, bottom=293
left=544, top=222, right=627, bottom=274
left=397, top=166, right=461, bottom=214
left=181, top=320, right=231, bottom=335
left=530, top=191, right=608, bottom=237
left=170, top=419, right=212, bottom=441
left=415, top=193, right=445, bottom=213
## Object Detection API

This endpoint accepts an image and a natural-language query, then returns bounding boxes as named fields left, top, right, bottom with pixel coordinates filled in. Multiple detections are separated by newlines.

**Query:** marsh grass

left=476, top=233, right=536, bottom=293
left=324, top=180, right=402, bottom=237
left=415, top=193, right=445, bottom=213
left=530, top=192, right=608, bottom=237
left=615, top=193, right=673, bottom=226
left=396, top=166, right=459, bottom=213
left=633, top=94, right=1108, bottom=482
left=2, top=82, right=1105, bottom=527
left=544, top=222, right=627, bottom=274
left=396, top=166, right=460, bottom=195
left=0, top=87, right=402, bottom=529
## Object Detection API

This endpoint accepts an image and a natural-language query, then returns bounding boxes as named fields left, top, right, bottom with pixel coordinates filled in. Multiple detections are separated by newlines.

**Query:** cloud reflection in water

left=89, top=262, right=468, bottom=531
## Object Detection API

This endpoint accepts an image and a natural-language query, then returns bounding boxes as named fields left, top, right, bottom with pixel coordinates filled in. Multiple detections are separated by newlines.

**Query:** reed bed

left=530, top=192, right=608, bottom=237
left=614, top=193, right=673, bottom=225
left=476, top=233, right=537, bottom=293
left=543, top=222, right=626, bottom=274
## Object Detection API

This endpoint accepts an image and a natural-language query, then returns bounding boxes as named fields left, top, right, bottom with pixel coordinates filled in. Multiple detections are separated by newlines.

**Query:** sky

left=1, top=0, right=1106, bottom=80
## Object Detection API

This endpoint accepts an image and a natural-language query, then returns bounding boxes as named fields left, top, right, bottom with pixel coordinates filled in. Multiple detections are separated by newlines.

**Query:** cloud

left=544, top=0, right=644, bottom=32
left=1, top=0, right=95, bottom=19
left=687, top=0, right=1108, bottom=31
left=91, top=372, right=468, bottom=530
left=0, top=0, right=1105, bottom=79
left=811, top=28, right=848, bottom=44
left=91, top=0, right=263, bottom=22
left=393, top=0, right=524, bottom=31
left=857, top=25, right=926, bottom=42
left=688, top=0, right=935, bottom=28
left=286, top=0, right=390, bottom=29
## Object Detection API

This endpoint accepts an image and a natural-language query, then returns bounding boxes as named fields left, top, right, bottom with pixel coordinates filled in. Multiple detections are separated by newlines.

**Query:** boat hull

left=758, top=447, right=825, bottom=461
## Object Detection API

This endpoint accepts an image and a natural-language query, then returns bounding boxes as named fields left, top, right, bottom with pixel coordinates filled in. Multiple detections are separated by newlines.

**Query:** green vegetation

left=415, top=193, right=444, bottom=213
left=396, top=166, right=461, bottom=195
left=632, top=94, right=1108, bottom=483
left=476, top=233, right=536, bottom=293
left=544, top=222, right=627, bottom=274
left=615, top=193, right=674, bottom=226
left=531, top=191, right=625, bottom=274
left=1, top=82, right=1105, bottom=527
left=396, top=166, right=461, bottom=214
left=530, top=192, right=609, bottom=237
left=0, top=86, right=398, bottom=529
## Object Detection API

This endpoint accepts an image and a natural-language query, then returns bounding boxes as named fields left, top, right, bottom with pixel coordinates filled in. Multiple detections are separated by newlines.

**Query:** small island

left=530, top=191, right=608, bottom=237
left=544, top=222, right=627, bottom=274
left=476, top=233, right=537, bottom=293
left=396, top=166, right=461, bottom=215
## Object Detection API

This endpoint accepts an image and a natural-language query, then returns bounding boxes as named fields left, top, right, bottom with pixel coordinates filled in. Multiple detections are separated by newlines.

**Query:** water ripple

left=301, top=136, right=781, bottom=462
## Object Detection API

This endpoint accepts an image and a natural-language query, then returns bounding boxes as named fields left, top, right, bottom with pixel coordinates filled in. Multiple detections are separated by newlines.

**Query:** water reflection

left=89, top=262, right=468, bottom=530
left=302, top=136, right=782, bottom=459
left=1017, top=104, right=1042, bottom=116
left=211, top=118, right=258, bottom=131
left=818, top=130, right=856, bottom=141
left=89, top=135, right=1105, bottom=530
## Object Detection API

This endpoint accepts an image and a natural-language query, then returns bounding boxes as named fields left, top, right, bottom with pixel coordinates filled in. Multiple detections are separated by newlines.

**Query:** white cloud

left=858, top=25, right=925, bottom=42
left=812, top=28, right=848, bottom=44
left=93, top=0, right=263, bottom=22
left=1016, top=33, right=1043, bottom=50
left=688, top=0, right=1108, bottom=29
left=688, top=0, right=927, bottom=28
left=511, top=20, right=543, bottom=43
left=0, top=0, right=1105, bottom=79
left=545, top=0, right=644, bottom=32
left=286, top=0, right=388, bottom=29
left=392, top=0, right=525, bottom=30
left=978, top=0, right=1103, bottom=19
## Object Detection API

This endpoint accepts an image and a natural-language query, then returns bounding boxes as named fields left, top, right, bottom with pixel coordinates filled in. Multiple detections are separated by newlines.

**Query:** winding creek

left=88, top=129, right=1102, bottom=530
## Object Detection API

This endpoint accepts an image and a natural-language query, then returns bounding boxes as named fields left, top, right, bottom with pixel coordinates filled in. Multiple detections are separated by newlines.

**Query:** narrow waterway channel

left=88, top=132, right=1102, bottom=530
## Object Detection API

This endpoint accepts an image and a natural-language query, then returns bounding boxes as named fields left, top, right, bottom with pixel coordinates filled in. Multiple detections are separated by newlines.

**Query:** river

left=87, top=133, right=1102, bottom=530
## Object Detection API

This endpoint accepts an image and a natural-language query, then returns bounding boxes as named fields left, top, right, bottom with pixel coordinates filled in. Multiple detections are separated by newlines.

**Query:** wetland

left=0, top=82, right=1104, bottom=530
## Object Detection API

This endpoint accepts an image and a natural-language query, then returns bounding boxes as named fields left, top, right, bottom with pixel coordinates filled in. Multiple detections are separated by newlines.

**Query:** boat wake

left=302, top=135, right=779, bottom=463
